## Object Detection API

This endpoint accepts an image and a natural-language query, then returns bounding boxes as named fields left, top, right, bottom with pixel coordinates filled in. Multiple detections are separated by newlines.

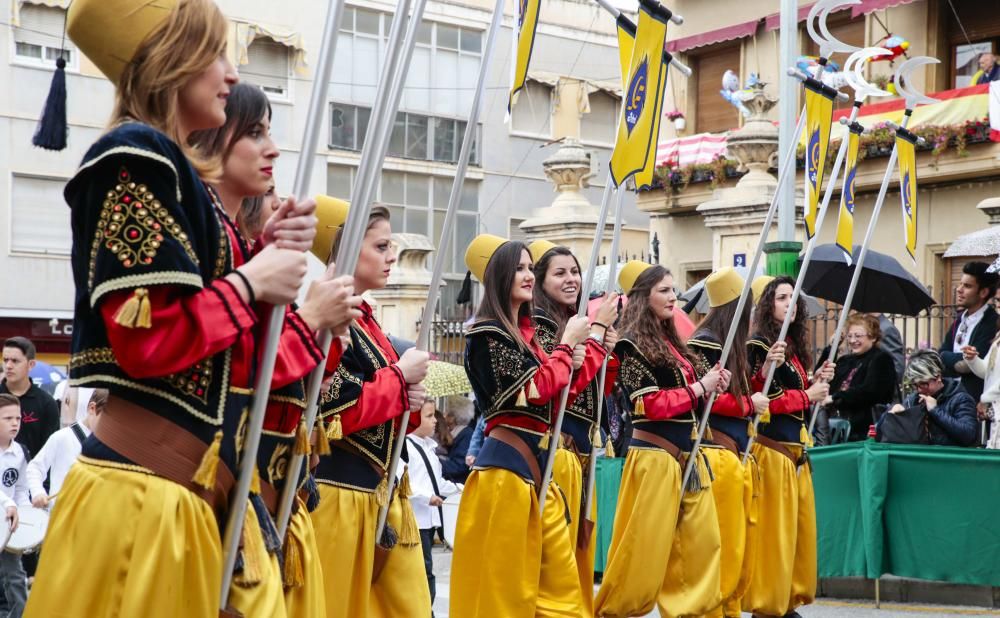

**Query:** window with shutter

left=243, top=38, right=290, bottom=98
left=944, top=0, right=1000, bottom=88
left=692, top=44, right=741, bottom=134
left=511, top=81, right=553, bottom=136
left=14, top=5, right=76, bottom=68
left=11, top=175, right=72, bottom=255
left=581, top=90, right=620, bottom=145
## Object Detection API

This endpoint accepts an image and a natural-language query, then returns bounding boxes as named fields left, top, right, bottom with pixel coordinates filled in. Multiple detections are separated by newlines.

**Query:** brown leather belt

left=489, top=427, right=542, bottom=486
left=710, top=429, right=740, bottom=457
left=754, top=434, right=804, bottom=468
left=631, top=429, right=682, bottom=463
left=95, top=396, right=235, bottom=517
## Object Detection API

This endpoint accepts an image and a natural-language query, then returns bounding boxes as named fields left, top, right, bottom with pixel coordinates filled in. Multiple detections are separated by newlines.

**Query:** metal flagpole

left=373, top=0, right=506, bottom=542
left=807, top=56, right=937, bottom=439
left=273, top=0, right=419, bottom=539
left=582, top=186, right=626, bottom=518
left=742, top=72, right=857, bottom=465
left=220, top=0, right=347, bottom=602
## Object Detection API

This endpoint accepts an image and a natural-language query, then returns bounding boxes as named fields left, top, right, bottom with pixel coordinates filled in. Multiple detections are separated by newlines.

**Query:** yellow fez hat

left=68, top=0, right=179, bottom=83
left=527, top=239, right=558, bottom=263
left=751, top=275, right=775, bottom=303
left=705, top=267, right=745, bottom=308
left=311, top=195, right=350, bottom=264
left=465, top=234, right=508, bottom=282
left=618, top=260, right=652, bottom=295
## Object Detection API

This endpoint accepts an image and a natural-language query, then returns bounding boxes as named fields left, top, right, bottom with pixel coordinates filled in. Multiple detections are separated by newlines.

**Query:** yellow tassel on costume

left=747, top=419, right=757, bottom=438
left=192, top=430, right=222, bottom=490
left=282, top=530, right=305, bottom=588
left=112, top=288, right=152, bottom=329
left=251, top=467, right=261, bottom=495
left=375, top=476, right=389, bottom=507
left=538, top=431, right=550, bottom=451
left=528, top=379, right=540, bottom=400
left=399, top=496, right=421, bottom=547
left=634, top=398, right=645, bottom=416
left=801, top=423, right=814, bottom=447
left=705, top=425, right=714, bottom=442
left=592, top=427, right=603, bottom=450
left=237, top=507, right=264, bottom=586
left=315, top=418, right=332, bottom=456
left=760, top=406, right=771, bottom=424
left=326, top=414, right=343, bottom=441
left=399, top=469, right=412, bottom=499
left=691, top=423, right=698, bottom=441
left=605, top=438, right=615, bottom=458
left=294, top=419, right=310, bottom=455
left=516, top=387, right=527, bottom=407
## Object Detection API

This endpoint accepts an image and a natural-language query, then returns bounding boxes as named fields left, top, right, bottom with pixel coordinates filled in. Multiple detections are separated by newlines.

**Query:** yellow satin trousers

left=553, top=447, right=597, bottom=617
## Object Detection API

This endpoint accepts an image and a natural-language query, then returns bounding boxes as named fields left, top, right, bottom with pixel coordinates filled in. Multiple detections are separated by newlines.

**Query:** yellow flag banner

left=609, top=0, right=669, bottom=188
left=896, top=127, right=919, bottom=263
left=614, top=14, right=669, bottom=190
left=803, top=81, right=835, bottom=238
left=507, top=0, right=542, bottom=116
left=835, top=124, right=862, bottom=263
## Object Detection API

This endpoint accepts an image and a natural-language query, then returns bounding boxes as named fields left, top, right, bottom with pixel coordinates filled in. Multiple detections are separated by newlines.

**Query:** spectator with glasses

left=888, top=349, right=977, bottom=447
left=939, top=262, right=998, bottom=403
left=822, top=314, right=898, bottom=441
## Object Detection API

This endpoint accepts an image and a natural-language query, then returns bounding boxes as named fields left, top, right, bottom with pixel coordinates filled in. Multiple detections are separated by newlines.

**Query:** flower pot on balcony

left=673, top=117, right=686, bottom=131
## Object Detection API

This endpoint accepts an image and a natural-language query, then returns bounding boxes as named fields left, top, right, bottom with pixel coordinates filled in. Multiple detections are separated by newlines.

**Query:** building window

left=511, top=80, right=553, bottom=136
left=330, top=104, right=480, bottom=163
left=581, top=90, right=620, bottom=145
left=11, top=175, right=71, bottom=255
left=944, top=1, right=1000, bottom=88
left=242, top=37, right=291, bottom=98
left=329, top=103, right=371, bottom=150
left=13, top=5, right=76, bottom=68
left=691, top=43, right=741, bottom=134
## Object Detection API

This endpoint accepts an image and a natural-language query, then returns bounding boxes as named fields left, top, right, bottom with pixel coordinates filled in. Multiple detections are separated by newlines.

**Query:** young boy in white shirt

left=406, top=399, right=461, bottom=613
left=0, top=393, right=29, bottom=618
left=27, top=389, right=106, bottom=509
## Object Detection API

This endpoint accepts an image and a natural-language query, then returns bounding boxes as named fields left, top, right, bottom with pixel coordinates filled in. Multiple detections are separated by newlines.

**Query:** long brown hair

left=475, top=241, right=533, bottom=353
left=753, top=275, right=812, bottom=368
left=694, top=298, right=751, bottom=408
left=619, top=265, right=696, bottom=368
left=112, top=0, right=229, bottom=178
left=329, top=205, right=391, bottom=264
left=532, top=246, right=580, bottom=340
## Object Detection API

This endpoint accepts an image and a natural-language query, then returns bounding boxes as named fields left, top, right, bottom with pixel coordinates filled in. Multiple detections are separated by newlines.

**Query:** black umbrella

left=801, top=244, right=934, bottom=316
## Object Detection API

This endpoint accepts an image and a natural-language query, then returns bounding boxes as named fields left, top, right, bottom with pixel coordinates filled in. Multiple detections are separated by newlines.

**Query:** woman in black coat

left=823, top=314, right=898, bottom=441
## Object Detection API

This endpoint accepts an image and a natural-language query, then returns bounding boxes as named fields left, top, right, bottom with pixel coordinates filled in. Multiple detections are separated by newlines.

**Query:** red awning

left=665, top=19, right=760, bottom=53
left=851, top=0, right=916, bottom=18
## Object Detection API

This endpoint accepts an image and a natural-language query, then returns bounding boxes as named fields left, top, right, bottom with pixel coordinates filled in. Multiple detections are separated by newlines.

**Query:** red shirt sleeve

left=749, top=372, right=810, bottom=415
left=324, top=337, right=344, bottom=378
left=526, top=344, right=574, bottom=404
left=640, top=386, right=698, bottom=421
left=602, top=354, right=620, bottom=397
left=566, top=338, right=611, bottom=404
left=270, top=308, right=324, bottom=390
left=339, top=365, right=411, bottom=436
left=101, top=279, right=256, bottom=379
left=711, top=392, right=752, bottom=418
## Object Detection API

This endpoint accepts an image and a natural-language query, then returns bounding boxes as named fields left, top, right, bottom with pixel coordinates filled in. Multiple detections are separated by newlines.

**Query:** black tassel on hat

left=32, top=55, right=68, bottom=150
left=455, top=270, right=473, bottom=305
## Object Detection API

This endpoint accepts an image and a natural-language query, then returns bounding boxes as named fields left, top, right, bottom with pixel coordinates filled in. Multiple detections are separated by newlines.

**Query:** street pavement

left=430, top=546, right=997, bottom=617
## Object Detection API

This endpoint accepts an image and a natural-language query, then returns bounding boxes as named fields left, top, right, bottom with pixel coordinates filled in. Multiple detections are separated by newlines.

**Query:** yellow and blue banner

left=609, top=0, right=670, bottom=188
left=507, top=0, right=542, bottom=118
left=614, top=14, right=669, bottom=190
left=803, top=81, right=836, bottom=238
left=896, top=127, right=919, bottom=263
left=835, top=123, right=862, bottom=263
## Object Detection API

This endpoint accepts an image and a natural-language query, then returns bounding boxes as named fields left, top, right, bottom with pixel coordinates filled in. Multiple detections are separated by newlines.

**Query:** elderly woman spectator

left=440, top=395, right=475, bottom=483
left=886, top=349, right=978, bottom=446
left=822, top=314, right=898, bottom=441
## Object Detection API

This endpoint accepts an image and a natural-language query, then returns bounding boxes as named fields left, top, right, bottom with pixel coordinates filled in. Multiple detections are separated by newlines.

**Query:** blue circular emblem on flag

left=845, top=167, right=857, bottom=214
left=624, top=57, right=649, bottom=136
left=902, top=171, right=912, bottom=216
left=518, top=0, right=529, bottom=29
left=808, top=127, right=821, bottom=186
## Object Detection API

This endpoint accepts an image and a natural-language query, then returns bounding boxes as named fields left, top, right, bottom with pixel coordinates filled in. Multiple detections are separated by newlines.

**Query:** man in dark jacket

left=1, top=337, right=59, bottom=459
left=939, top=262, right=998, bottom=402
left=891, top=349, right=978, bottom=446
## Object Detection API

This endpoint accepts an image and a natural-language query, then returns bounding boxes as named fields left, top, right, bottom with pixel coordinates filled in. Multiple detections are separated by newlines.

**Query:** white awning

left=231, top=21, right=308, bottom=74
left=10, top=0, right=70, bottom=27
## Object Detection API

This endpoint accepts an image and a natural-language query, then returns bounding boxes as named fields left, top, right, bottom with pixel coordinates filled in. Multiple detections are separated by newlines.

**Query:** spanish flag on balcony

left=609, top=0, right=670, bottom=188
left=835, top=122, right=862, bottom=263
left=803, top=80, right=836, bottom=238
left=896, top=124, right=920, bottom=263
left=614, top=13, right=669, bottom=190
left=507, top=0, right=542, bottom=118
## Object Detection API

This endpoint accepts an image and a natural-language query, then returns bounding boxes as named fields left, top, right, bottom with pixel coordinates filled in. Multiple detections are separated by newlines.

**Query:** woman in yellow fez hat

left=310, top=203, right=432, bottom=618
left=745, top=276, right=833, bottom=617
left=26, top=2, right=324, bottom=617
left=451, top=235, right=602, bottom=617
left=596, top=261, right=725, bottom=618
left=528, top=239, right=618, bottom=614
left=190, top=85, right=365, bottom=617
left=686, top=267, right=770, bottom=617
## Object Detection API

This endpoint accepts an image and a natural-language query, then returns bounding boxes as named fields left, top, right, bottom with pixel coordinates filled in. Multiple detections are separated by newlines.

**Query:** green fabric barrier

left=596, top=443, right=1000, bottom=586
left=594, top=456, right=624, bottom=574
